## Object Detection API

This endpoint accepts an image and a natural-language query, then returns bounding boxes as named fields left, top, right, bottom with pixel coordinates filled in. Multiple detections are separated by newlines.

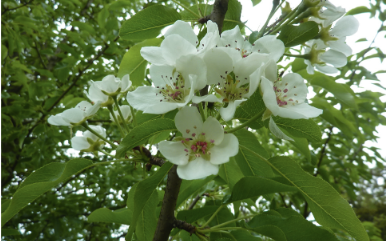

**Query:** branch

left=153, top=165, right=182, bottom=241
left=198, top=0, right=229, bottom=34
left=314, top=126, right=333, bottom=176
left=2, top=0, right=34, bottom=14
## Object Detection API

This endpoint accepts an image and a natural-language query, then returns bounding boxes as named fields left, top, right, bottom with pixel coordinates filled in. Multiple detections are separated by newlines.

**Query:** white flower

left=309, top=1, right=345, bottom=27
left=110, top=105, right=132, bottom=123
left=71, top=125, right=106, bottom=152
left=48, top=101, right=100, bottom=126
left=260, top=61, right=323, bottom=119
left=85, top=74, right=132, bottom=106
left=193, top=48, right=270, bottom=121
left=159, top=106, right=239, bottom=180
left=217, top=25, right=284, bottom=62
left=304, top=39, right=347, bottom=74
left=127, top=64, right=197, bottom=114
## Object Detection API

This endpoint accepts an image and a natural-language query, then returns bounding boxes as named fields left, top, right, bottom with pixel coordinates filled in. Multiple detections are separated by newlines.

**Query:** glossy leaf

left=176, top=175, right=214, bottom=208
left=272, top=116, right=322, bottom=143
left=278, top=21, right=319, bottom=47
left=218, top=157, right=244, bottom=190
left=1, top=158, right=93, bottom=227
left=88, top=208, right=131, bottom=225
left=234, top=91, right=265, bottom=130
left=118, top=38, right=162, bottom=86
left=135, top=191, right=158, bottom=241
left=120, top=5, right=181, bottom=41
left=116, top=118, right=177, bottom=158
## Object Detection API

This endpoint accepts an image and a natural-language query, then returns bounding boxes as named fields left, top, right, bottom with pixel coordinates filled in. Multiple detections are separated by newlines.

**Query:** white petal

left=76, top=101, right=100, bottom=117
left=120, top=74, right=132, bottom=92
left=120, top=105, right=132, bottom=120
left=161, top=34, right=197, bottom=66
left=140, top=47, right=165, bottom=65
left=261, top=77, right=280, bottom=115
left=245, top=67, right=262, bottom=98
left=283, top=103, right=323, bottom=119
left=330, top=16, right=359, bottom=37
left=95, top=75, right=120, bottom=94
left=234, top=53, right=268, bottom=84
left=305, top=60, right=315, bottom=75
left=84, top=125, right=106, bottom=140
left=176, top=54, right=207, bottom=90
left=252, top=35, right=285, bottom=62
left=215, top=47, right=242, bottom=64
left=164, top=20, right=198, bottom=47
left=328, top=39, right=352, bottom=56
left=209, top=134, right=239, bottom=165
left=177, top=158, right=219, bottom=180
left=269, top=117, right=294, bottom=141
left=126, top=87, right=182, bottom=114
left=48, top=115, right=71, bottom=126
left=261, top=59, right=277, bottom=82
left=320, top=50, right=347, bottom=67
left=192, top=94, right=223, bottom=103
left=175, top=106, right=203, bottom=139
left=159, top=141, right=189, bottom=166
left=220, top=25, right=244, bottom=48
left=61, top=108, right=86, bottom=124
left=202, top=116, right=224, bottom=145
left=315, top=64, right=338, bottom=74
left=149, top=64, right=175, bottom=87
left=220, top=99, right=246, bottom=122
left=71, top=136, right=90, bottom=151
left=204, top=48, right=233, bottom=85
left=87, top=83, right=108, bottom=103
left=281, top=73, right=308, bottom=101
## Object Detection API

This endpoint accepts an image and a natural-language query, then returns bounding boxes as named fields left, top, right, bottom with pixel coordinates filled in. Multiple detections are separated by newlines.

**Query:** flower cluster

left=303, top=1, right=359, bottom=74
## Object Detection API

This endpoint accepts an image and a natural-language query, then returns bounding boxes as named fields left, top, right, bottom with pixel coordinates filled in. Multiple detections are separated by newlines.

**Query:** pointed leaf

left=272, top=116, right=322, bottom=143
left=88, top=208, right=131, bottom=225
left=278, top=21, right=319, bottom=47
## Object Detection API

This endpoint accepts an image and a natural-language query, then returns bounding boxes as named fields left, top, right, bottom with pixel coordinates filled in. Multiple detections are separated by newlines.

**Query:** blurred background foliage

left=1, top=0, right=386, bottom=240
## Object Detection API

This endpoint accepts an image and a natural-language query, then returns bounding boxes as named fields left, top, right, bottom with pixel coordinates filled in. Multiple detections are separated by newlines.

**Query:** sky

left=238, top=0, right=386, bottom=162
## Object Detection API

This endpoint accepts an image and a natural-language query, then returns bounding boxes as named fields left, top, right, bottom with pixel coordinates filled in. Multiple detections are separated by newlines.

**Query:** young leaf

left=117, top=38, right=163, bottom=86
left=176, top=175, right=214, bottom=208
left=88, top=208, right=131, bottom=225
left=135, top=191, right=159, bottom=241
left=218, top=157, right=244, bottom=190
left=1, top=158, right=93, bottom=227
left=278, top=21, right=319, bottom=47
left=119, top=5, right=181, bottom=41
left=223, top=0, right=242, bottom=31
left=234, top=91, right=265, bottom=130
left=224, top=176, right=296, bottom=203
left=116, top=118, right=177, bottom=158
left=272, top=116, right=322, bottom=143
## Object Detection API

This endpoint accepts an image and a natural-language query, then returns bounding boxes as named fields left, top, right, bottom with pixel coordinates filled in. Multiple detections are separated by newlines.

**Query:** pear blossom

left=71, top=125, right=106, bottom=152
left=304, top=39, right=347, bottom=74
left=110, top=105, right=132, bottom=123
left=193, top=48, right=270, bottom=121
left=85, top=74, right=132, bottom=106
left=318, top=15, right=359, bottom=56
left=48, top=101, right=100, bottom=126
left=260, top=60, right=323, bottom=119
left=309, top=0, right=345, bottom=27
left=159, top=106, right=239, bottom=180
left=127, top=64, right=197, bottom=114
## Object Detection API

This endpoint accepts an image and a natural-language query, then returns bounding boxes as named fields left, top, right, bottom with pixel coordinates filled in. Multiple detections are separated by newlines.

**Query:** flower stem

left=284, top=53, right=310, bottom=59
left=82, top=123, right=117, bottom=148
left=200, top=205, right=224, bottom=229
left=107, top=105, right=126, bottom=137
left=200, top=227, right=245, bottom=233
left=130, top=105, right=137, bottom=127
left=256, top=0, right=283, bottom=38
left=270, top=5, right=299, bottom=35
left=199, top=102, right=206, bottom=122
left=99, top=149, right=115, bottom=157
left=113, top=97, right=130, bottom=133
left=207, top=214, right=258, bottom=230
left=226, top=109, right=265, bottom=133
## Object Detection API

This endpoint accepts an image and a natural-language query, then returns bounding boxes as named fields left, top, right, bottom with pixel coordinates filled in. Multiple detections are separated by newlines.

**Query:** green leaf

left=176, top=175, right=214, bottom=208
left=97, top=8, right=110, bottom=30
left=223, top=0, right=242, bottom=31
left=119, top=5, right=181, bottom=41
left=225, top=177, right=296, bottom=203
left=230, top=229, right=263, bottom=241
left=278, top=21, right=319, bottom=47
left=234, top=91, right=265, bottom=130
left=180, top=230, right=201, bottom=241
left=1, top=158, right=93, bottom=227
left=218, top=157, right=244, bottom=190
left=245, top=208, right=339, bottom=241
left=118, top=38, right=162, bottom=86
left=71, top=21, right=96, bottom=35
left=272, top=116, right=322, bottom=143
left=249, top=31, right=259, bottom=44
left=290, top=136, right=311, bottom=161
left=346, top=6, right=371, bottom=15
left=135, top=191, right=158, bottom=241
left=1, top=44, right=8, bottom=60
left=234, top=129, right=273, bottom=177
left=251, top=0, right=262, bottom=6
left=299, top=70, right=358, bottom=109
left=88, top=208, right=131, bottom=225
left=177, top=206, right=219, bottom=223
left=266, top=156, right=369, bottom=241
left=126, top=162, right=173, bottom=240
left=180, top=4, right=212, bottom=21
left=1, top=228, right=21, bottom=236
left=116, top=118, right=177, bottom=158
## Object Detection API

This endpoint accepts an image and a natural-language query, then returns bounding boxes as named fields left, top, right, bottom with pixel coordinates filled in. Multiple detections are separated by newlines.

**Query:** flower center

left=273, top=78, right=300, bottom=107
left=156, top=73, right=189, bottom=103
left=180, top=133, right=215, bottom=161
left=215, top=73, right=249, bottom=103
